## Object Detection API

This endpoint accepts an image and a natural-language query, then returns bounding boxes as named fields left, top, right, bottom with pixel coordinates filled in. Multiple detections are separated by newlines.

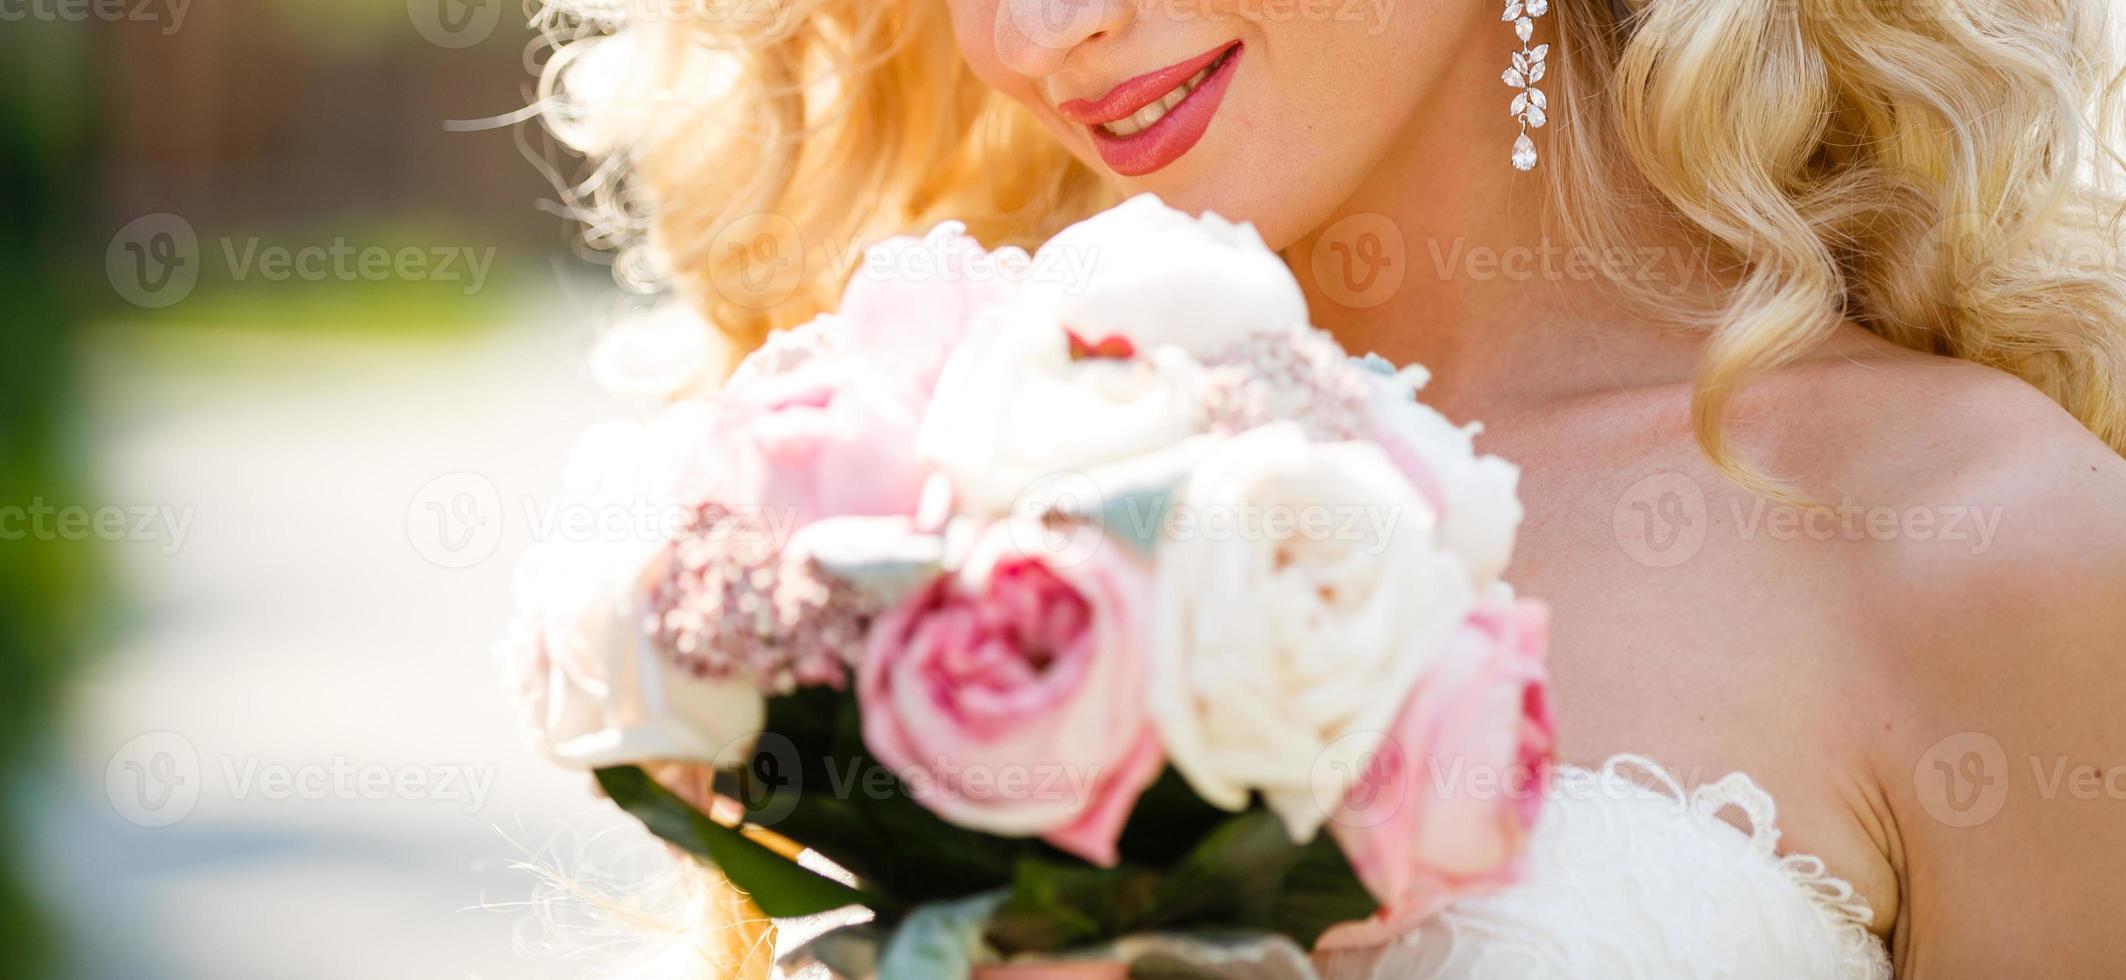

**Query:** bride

left=529, top=0, right=2126, bottom=975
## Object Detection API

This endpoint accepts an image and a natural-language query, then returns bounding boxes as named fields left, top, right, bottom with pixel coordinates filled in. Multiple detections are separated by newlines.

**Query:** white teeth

left=1100, top=63, right=1215, bottom=137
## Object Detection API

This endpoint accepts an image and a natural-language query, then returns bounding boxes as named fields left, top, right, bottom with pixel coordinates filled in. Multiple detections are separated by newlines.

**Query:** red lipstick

left=1056, top=41, right=1242, bottom=177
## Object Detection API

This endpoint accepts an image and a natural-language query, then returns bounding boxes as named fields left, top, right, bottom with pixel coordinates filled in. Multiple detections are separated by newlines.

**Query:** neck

left=1283, top=45, right=1715, bottom=422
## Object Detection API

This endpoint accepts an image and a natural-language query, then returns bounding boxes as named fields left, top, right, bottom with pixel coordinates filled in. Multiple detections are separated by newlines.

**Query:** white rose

left=1366, top=366, right=1523, bottom=586
left=1147, top=423, right=1480, bottom=842
left=1025, top=194, right=1308, bottom=359
left=916, top=308, right=1204, bottom=516
left=496, top=411, right=764, bottom=769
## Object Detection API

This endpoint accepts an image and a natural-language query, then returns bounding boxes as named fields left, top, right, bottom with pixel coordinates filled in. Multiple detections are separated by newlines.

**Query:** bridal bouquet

left=498, top=196, right=1555, bottom=977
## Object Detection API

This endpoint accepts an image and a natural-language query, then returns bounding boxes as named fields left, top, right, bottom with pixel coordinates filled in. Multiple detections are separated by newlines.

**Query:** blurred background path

left=0, top=3, right=701, bottom=974
left=28, top=302, right=659, bottom=979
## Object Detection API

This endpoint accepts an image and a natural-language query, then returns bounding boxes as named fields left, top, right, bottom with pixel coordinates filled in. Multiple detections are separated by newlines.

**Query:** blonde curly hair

left=520, top=2, right=2126, bottom=972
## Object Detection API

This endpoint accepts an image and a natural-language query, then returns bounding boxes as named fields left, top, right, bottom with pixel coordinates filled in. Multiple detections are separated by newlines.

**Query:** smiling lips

left=1057, top=41, right=1243, bottom=177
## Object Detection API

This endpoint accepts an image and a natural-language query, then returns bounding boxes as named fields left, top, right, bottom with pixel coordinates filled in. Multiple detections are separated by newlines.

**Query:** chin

left=1101, top=167, right=1323, bottom=253
left=1084, top=124, right=1357, bottom=253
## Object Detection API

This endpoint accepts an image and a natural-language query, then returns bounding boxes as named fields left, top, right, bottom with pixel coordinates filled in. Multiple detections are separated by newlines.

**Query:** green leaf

left=876, top=892, right=1006, bottom=980
left=815, top=695, right=1047, bottom=903
left=1142, top=809, right=1308, bottom=928
left=1269, top=832, right=1381, bottom=947
left=1132, top=808, right=1379, bottom=947
left=796, top=515, right=946, bottom=608
left=1093, top=484, right=1174, bottom=555
left=985, top=857, right=1161, bottom=954
left=985, top=804, right=1377, bottom=956
left=693, top=692, right=1056, bottom=914
left=1113, top=767, right=1230, bottom=864
left=789, top=923, right=888, bottom=980
left=594, top=765, right=884, bottom=918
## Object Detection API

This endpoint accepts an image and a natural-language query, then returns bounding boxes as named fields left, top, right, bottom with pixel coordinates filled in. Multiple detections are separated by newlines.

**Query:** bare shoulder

left=1507, top=328, right=2126, bottom=655
left=1745, top=340, right=2126, bottom=967
left=1750, top=342, right=2126, bottom=973
left=1674, top=334, right=2126, bottom=719
left=1500, top=330, right=2126, bottom=951
left=1750, top=340, right=2126, bottom=639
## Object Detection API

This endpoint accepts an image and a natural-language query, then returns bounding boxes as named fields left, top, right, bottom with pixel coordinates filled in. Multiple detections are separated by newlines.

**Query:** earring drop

left=1503, top=0, right=1549, bottom=171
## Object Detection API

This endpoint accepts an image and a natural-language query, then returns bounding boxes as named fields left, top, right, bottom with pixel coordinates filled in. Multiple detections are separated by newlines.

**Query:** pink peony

left=857, top=523, right=1163, bottom=867
left=715, top=224, right=1029, bottom=527
left=838, top=223, right=1024, bottom=398
left=719, top=355, right=929, bottom=528
left=1318, top=599, right=1555, bottom=949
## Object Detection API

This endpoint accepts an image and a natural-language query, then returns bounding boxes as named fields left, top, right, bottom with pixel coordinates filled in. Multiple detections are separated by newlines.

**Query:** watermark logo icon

left=1310, top=212, right=1406, bottom=310
left=723, top=732, right=803, bottom=828
left=408, top=0, right=499, bottom=48
left=106, top=732, right=202, bottom=828
left=1612, top=470, right=1708, bottom=568
left=707, top=212, right=806, bottom=310
left=1915, top=730, right=2008, bottom=828
left=1314, top=730, right=1399, bottom=829
left=406, top=471, right=503, bottom=568
left=1007, top=470, right=1109, bottom=568
left=998, top=0, right=1110, bottom=54
left=106, top=213, right=200, bottom=309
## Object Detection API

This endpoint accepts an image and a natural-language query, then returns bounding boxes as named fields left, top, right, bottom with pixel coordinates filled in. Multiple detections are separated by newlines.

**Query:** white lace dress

left=1311, top=756, right=1893, bottom=980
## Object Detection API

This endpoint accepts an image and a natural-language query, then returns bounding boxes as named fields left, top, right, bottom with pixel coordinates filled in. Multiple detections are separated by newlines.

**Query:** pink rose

left=839, top=225, right=1024, bottom=397
left=720, top=356, right=928, bottom=527
left=1318, top=599, right=1555, bottom=949
left=857, top=523, right=1163, bottom=867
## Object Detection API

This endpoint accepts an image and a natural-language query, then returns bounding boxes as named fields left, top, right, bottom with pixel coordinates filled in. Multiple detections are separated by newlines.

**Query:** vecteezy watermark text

left=106, top=213, right=500, bottom=308
left=1915, top=731, right=2126, bottom=828
left=1730, top=497, right=2002, bottom=553
left=220, top=237, right=496, bottom=295
left=0, top=499, right=193, bottom=555
left=222, top=755, right=496, bottom=814
left=1613, top=470, right=2006, bottom=568
left=404, top=470, right=808, bottom=570
left=0, top=0, right=187, bottom=33
left=106, top=732, right=497, bottom=827
left=715, top=735, right=1121, bottom=828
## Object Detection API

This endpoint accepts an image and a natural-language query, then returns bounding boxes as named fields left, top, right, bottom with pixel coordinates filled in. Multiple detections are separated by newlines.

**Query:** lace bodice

left=1312, top=756, right=1893, bottom=980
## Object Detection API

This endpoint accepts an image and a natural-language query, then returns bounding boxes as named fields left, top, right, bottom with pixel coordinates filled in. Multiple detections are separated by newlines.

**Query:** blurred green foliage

left=1, top=18, right=104, bottom=979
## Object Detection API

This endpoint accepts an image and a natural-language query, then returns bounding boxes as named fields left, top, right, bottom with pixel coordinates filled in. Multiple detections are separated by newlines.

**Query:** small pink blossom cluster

left=645, top=501, right=877, bottom=694
left=1196, top=328, right=1375, bottom=440
left=499, top=195, right=1556, bottom=934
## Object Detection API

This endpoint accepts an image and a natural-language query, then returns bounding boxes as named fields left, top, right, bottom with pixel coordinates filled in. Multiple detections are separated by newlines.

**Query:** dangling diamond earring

left=1502, top=0, right=1550, bottom=171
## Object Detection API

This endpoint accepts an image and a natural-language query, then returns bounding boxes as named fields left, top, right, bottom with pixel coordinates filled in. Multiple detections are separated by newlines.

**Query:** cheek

left=1193, top=8, right=1469, bottom=243
left=944, top=0, right=1024, bottom=100
left=1249, top=7, right=1446, bottom=131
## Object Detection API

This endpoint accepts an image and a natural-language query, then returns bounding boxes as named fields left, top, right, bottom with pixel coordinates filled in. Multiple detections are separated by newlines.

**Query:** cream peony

left=916, top=311, right=1204, bottom=517
left=497, top=411, right=765, bottom=768
left=1024, top=193, right=1308, bottom=359
left=1147, top=423, right=1481, bottom=842
left=1366, top=366, right=1524, bottom=588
